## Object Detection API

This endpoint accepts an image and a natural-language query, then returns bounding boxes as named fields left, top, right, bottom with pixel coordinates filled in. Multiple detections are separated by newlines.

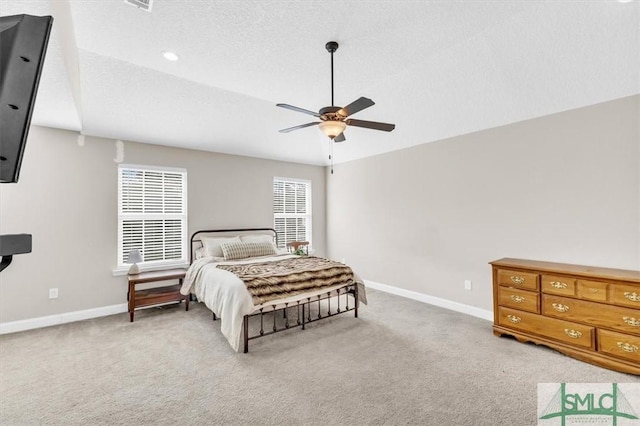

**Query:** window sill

left=112, top=262, right=190, bottom=276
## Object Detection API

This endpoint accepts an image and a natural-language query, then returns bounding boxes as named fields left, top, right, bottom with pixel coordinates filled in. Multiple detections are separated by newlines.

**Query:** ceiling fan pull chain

left=330, top=139, right=334, bottom=174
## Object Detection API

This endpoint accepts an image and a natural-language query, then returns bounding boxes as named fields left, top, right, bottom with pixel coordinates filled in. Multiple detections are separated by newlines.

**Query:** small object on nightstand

left=286, top=241, right=309, bottom=256
left=126, top=249, right=143, bottom=275
left=127, top=268, right=188, bottom=322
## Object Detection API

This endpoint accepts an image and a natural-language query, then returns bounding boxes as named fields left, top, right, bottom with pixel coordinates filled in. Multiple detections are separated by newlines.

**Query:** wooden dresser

left=491, top=258, right=640, bottom=375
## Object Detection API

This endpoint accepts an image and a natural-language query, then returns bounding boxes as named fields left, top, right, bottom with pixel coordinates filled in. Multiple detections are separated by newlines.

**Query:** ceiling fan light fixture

left=319, top=120, right=346, bottom=139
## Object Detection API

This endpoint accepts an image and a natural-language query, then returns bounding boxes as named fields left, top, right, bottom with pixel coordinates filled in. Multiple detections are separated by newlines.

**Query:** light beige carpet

left=0, top=289, right=634, bottom=425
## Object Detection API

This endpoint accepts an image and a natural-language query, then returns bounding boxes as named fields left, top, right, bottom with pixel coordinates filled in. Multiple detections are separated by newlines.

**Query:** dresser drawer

left=597, top=329, right=640, bottom=363
left=541, top=275, right=576, bottom=296
left=498, top=307, right=594, bottom=349
left=497, top=269, right=539, bottom=291
left=576, top=279, right=609, bottom=302
left=611, top=284, right=640, bottom=309
left=542, top=295, right=640, bottom=336
left=498, top=287, right=539, bottom=313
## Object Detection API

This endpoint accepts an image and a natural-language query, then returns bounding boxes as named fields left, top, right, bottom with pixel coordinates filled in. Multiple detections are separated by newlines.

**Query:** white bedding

left=180, top=254, right=366, bottom=351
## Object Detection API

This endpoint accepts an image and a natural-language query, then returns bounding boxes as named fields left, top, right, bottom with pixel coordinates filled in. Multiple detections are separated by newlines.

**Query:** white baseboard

left=0, top=303, right=128, bottom=335
left=364, top=279, right=493, bottom=322
left=0, top=282, right=492, bottom=335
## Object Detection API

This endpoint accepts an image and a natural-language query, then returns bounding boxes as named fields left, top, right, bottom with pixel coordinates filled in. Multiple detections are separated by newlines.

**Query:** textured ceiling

left=1, top=0, right=638, bottom=165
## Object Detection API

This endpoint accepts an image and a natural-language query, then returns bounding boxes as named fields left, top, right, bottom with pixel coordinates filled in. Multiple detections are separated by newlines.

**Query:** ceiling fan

left=277, top=41, right=395, bottom=144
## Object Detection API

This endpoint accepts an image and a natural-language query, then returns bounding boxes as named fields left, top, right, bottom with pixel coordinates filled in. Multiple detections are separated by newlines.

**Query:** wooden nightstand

left=127, top=268, right=188, bottom=322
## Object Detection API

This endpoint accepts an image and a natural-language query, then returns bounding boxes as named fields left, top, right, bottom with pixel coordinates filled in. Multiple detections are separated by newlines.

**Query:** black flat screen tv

left=0, top=14, right=53, bottom=183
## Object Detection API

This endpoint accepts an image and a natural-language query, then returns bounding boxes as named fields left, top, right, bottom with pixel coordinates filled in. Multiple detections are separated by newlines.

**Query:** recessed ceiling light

left=162, top=51, right=179, bottom=61
left=618, top=0, right=634, bottom=3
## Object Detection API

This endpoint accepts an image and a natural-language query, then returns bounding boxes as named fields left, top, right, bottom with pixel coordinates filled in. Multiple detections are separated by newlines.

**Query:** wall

left=327, top=95, right=640, bottom=313
left=1, top=95, right=637, bottom=326
left=0, top=126, right=326, bottom=323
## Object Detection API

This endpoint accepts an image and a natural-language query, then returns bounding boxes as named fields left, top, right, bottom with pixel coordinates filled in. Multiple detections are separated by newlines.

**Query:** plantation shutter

left=118, top=165, right=187, bottom=268
left=273, top=178, right=311, bottom=249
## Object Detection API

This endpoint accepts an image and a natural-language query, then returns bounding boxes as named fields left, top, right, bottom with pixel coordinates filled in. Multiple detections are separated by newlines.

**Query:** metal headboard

left=190, top=228, right=278, bottom=263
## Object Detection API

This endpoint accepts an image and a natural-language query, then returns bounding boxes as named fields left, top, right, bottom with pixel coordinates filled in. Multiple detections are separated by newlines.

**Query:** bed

left=180, top=228, right=366, bottom=352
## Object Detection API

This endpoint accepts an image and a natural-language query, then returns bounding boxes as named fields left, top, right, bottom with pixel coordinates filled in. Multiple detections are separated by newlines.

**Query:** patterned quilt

left=216, top=256, right=355, bottom=305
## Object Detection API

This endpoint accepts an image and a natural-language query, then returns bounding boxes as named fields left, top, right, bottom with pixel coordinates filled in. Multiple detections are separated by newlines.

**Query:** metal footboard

left=238, top=283, right=359, bottom=353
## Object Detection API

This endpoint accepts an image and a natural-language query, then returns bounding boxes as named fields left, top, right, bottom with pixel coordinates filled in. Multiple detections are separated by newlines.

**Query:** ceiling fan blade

left=276, top=103, right=321, bottom=117
left=337, top=97, right=375, bottom=117
left=346, top=119, right=395, bottom=132
left=334, top=132, right=346, bottom=143
left=278, top=122, right=320, bottom=133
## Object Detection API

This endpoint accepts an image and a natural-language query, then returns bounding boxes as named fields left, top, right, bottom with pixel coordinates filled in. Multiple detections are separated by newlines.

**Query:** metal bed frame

left=190, top=228, right=359, bottom=353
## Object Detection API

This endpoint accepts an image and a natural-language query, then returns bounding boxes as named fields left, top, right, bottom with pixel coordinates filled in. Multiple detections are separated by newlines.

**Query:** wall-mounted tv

left=0, top=14, right=53, bottom=183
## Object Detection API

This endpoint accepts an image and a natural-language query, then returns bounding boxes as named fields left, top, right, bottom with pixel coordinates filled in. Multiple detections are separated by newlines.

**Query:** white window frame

left=273, top=177, right=312, bottom=251
left=114, top=164, right=188, bottom=275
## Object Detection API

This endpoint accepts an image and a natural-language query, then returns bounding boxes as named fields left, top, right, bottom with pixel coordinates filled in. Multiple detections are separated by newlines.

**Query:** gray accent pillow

left=220, top=241, right=277, bottom=261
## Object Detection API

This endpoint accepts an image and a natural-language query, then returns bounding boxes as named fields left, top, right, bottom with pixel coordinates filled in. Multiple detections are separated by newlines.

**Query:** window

left=117, top=164, right=188, bottom=271
left=273, top=178, right=312, bottom=250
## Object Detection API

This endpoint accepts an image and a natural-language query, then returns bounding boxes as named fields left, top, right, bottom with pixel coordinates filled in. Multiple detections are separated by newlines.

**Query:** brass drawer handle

left=550, top=281, right=567, bottom=289
left=510, top=295, right=525, bottom=303
left=588, top=288, right=600, bottom=293
left=552, top=303, right=570, bottom=313
left=507, top=315, right=522, bottom=324
left=624, top=292, right=640, bottom=302
left=510, top=276, right=525, bottom=285
left=622, top=316, right=640, bottom=327
left=564, top=329, right=582, bottom=339
left=617, top=342, right=639, bottom=353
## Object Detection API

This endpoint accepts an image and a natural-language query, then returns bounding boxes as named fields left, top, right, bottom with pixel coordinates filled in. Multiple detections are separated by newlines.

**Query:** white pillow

left=201, top=236, right=241, bottom=258
left=194, top=247, right=207, bottom=259
left=240, top=234, right=275, bottom=244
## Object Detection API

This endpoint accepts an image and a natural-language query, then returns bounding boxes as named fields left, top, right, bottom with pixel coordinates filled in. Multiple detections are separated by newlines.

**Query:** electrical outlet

left=49, top=288, right=58, bottom=299
left=341, top=258, right=346, bottom=264
left=464, top=280, right=472, bottom=291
